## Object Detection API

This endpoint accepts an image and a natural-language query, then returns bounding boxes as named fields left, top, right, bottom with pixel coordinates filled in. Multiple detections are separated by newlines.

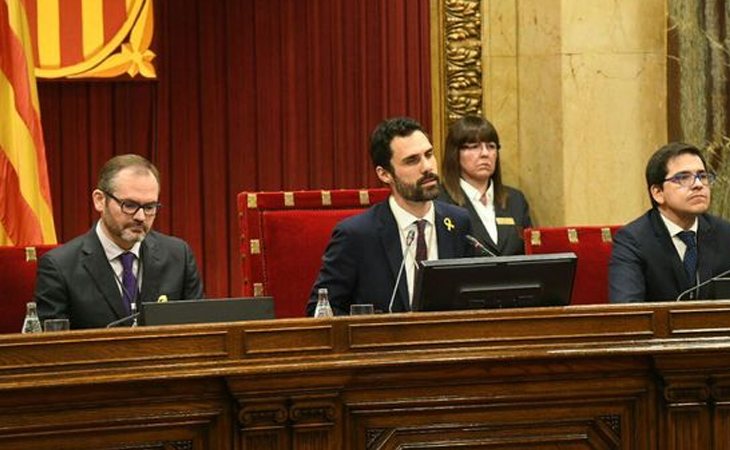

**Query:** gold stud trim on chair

left=568, top=228, right=578, bottom=244
left=284, top=192, right=294, bottom=207
left=530, top=230, right=542, bottom=246
left=359, top=190, right=370, bottom=205
left=601, top=227, right=613, bottom=243
left=253, top=283, right=264, bottom=296
left=247, top=193, right=257, bottom=209
left=321, top=190, right=332, bottom=206
left=24, top=247, right=37, bottom=262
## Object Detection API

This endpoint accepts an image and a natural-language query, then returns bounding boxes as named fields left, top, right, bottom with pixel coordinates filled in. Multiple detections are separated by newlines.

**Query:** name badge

left=496, top=217, right=516, bottom=225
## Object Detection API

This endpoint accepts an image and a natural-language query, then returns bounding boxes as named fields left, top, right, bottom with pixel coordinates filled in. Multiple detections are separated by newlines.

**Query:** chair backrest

left=0, top=245, right=57, bottom=333
left=523, top=226, right=621, bottom=305
left=237, top=188, right=390, bottom=318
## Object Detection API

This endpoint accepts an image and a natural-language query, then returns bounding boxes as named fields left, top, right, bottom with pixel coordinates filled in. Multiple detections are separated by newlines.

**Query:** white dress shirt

left=460, top=178, right=498, bottom=244
left=388, top=196, right=437, bottom=305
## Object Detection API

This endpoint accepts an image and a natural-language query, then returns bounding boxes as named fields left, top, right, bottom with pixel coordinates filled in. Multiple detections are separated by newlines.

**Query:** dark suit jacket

left=438, top=185, right=531, bottom=256
left=34, top=226, right=204, bottom=329
left=306, top=200, right=473, bottom=315
left=609, top=209, right=730, bottom=302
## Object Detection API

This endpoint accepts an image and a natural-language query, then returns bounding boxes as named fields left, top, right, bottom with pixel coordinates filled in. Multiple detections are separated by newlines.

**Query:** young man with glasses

left=34, top=154, right=203, bottom=329
left=609, top=142, right=730, bottom=302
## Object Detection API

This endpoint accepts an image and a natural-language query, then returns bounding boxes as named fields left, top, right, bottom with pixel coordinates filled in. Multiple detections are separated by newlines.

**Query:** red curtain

left=38, top=0, right=432, bottom=297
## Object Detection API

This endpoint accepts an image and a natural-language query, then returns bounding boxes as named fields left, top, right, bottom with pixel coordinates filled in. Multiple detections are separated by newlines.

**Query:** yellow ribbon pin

left=157, top=295, right=168, bottom=303
left=443, top=217, right=455, bottom=231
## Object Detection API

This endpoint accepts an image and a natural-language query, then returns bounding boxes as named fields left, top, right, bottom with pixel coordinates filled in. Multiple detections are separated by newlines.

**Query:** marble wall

left=482, top=0, right=667, bottom=226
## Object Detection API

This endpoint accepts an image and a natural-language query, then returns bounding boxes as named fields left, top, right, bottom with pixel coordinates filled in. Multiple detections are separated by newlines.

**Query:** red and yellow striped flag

left=0, top=0, right=56, bottom=245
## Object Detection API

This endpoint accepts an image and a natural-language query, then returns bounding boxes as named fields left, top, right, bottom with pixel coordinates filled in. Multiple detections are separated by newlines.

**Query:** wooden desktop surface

left=1, top=301, right=729, bottom=449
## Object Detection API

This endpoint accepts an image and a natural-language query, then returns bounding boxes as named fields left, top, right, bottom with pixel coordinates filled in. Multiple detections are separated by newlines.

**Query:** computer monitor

left=140, top=297, right=275, bottom=326
left=710, top=277, right=730, bottom=299
left=412, top=253, right=577, bottom=312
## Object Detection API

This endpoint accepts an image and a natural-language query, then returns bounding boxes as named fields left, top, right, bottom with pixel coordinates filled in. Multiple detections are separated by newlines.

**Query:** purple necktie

left=415, top=220, right=427, bottom=264
left=119, top=252, right=138, bottom=314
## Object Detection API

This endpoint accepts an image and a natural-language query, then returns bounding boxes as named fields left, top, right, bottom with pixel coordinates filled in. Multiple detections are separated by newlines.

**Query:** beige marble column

left=482, top=0, right=667, bottom=226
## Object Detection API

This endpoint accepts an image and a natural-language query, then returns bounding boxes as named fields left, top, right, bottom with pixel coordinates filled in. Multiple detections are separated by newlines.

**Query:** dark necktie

left=119, top=252, right=138, bottom=314
left=415, top=219, right=428, bottom=264
left=677, top=231, right=697, bottom=284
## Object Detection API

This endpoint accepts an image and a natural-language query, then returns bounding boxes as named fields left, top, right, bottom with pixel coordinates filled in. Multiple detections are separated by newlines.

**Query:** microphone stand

left=676, top=267, right=730, bottom=301
left=388, top=229, right=416, bottom=313
left=106, top=312, right=141, bottom=328
left=466, top=234, right=497, bottom=257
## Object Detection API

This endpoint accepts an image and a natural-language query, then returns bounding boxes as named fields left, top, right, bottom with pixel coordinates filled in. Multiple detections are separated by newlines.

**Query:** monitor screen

left=140, top=297, right=275, bottom=326
left=710, top=277, right=730, bottom=299
left=412, top=253, right=577, bottom=312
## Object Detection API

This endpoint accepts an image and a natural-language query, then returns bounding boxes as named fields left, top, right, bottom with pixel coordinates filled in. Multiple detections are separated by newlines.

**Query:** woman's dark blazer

left=438, top=185, right=532, bottom=256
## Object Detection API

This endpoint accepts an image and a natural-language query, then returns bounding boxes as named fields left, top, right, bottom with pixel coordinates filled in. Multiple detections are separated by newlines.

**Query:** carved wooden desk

left=1, top=301, right=729, bottom=449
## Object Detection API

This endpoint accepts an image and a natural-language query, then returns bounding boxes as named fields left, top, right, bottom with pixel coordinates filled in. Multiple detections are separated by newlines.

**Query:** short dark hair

left=369, top=117, right=425, bottom=172
left=441, top=115, right=506, bottom=207
left=97, top=154, right=161, bottom=193
left=645, top=142, right=707, bottom=207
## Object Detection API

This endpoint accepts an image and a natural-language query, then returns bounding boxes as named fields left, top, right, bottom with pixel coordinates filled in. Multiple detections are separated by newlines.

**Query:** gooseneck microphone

left=106, top=311, right=140, bottom=328
left=466, top=234, right=497, bottom=257
left=388, top=229, right=416, bottom=313
left=676, top=267, right=730, bottom=301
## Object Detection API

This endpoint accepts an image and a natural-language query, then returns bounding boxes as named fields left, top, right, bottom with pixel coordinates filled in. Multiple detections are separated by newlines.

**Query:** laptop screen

left=139, top=297, right=275, bottom=326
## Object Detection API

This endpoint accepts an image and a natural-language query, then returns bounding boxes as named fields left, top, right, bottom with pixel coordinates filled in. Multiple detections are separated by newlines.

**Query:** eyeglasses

left=460, top=142, right=500, bottom=153
left=103, top=191, right=162, bottom=216
left=663, top=171, right=717, bottom=188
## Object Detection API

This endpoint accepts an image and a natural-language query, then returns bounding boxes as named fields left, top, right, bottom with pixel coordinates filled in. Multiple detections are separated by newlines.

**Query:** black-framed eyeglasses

left=663, top=171, right=717, bottom=188
left=460, top=142, right=500, bottom=152
left=103, top=191, right=162, bottom=216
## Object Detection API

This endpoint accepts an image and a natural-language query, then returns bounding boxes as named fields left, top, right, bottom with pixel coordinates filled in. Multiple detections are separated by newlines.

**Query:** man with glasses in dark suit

left=34, top=154, right=203, bottom=329
left=609, top=142, right=730, bottom=302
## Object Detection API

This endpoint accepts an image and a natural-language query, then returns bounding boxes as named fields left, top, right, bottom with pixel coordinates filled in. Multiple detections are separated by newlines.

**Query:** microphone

left=466, top=234, right=497, bottom=257
left=388, top=229, right=417, bottom=313
left=676, top=267, right=730, bottom=301
left=106, top=311, right=140, bottom=328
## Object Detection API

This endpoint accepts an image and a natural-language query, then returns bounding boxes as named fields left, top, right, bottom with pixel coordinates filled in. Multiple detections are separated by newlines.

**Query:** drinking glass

left=43, top=319, right=70, bottom=332
left=350, top=304, right=375, bottom=315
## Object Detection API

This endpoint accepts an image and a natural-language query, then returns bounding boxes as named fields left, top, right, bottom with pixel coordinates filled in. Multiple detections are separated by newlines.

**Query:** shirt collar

left=460, top=178, right=493, bottom=204
left=658, top=211, right=698, bottom=237
left=388, top=196, right=435, bottom=232
left=95, top=220, right=142, bottom=261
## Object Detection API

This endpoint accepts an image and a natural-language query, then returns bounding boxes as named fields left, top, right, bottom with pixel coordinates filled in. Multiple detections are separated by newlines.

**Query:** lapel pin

left=443, top=217, right=455, bottom=231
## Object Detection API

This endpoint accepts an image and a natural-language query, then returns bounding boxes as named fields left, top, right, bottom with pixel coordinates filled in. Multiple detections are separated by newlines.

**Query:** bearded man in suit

left=307, top=117, right=473, bottom=315
left=34, top=154, right=203, bottom=329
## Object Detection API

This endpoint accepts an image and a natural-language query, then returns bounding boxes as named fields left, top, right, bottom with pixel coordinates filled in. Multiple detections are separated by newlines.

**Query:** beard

left=101, top=210, right=150, bottom=247
left=392, top=172, right=440, bottom=202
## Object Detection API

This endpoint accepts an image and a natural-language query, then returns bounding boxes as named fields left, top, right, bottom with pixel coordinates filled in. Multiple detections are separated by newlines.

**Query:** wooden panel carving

left=237, top=399, right=289, bottom=449
left=0, top=302, right=730, bottom=448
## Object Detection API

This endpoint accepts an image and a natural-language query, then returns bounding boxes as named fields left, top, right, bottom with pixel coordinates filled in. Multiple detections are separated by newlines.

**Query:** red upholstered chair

left=523, top=226, right=621, bottom=305
left=0, top=245, right=57, bottom=333
left=237, top=188, right=390, bottom=318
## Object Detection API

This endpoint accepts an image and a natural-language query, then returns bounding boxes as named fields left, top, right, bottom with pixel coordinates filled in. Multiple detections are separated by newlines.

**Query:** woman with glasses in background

left=439, top=114, right=532, bottom=256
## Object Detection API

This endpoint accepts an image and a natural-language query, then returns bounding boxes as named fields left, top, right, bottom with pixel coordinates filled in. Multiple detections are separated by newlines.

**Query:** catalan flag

left=0, top=0, right=56, bottom=245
